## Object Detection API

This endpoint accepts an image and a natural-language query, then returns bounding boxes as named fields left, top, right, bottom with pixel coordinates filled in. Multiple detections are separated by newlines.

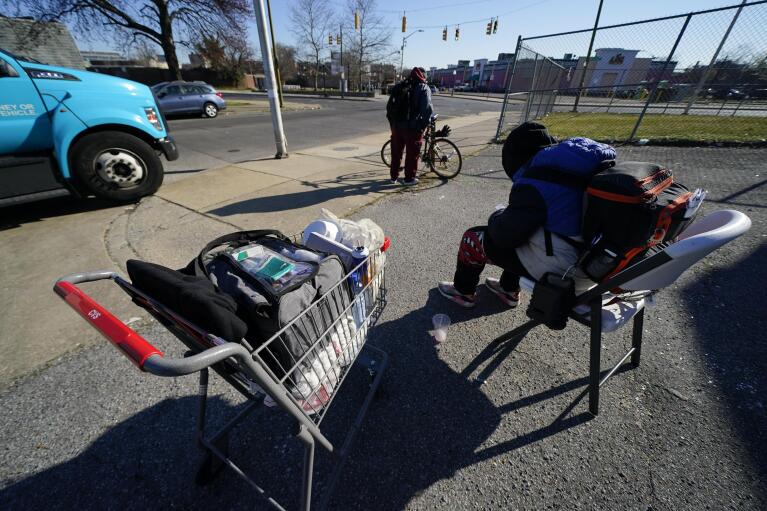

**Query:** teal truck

left=0, top=48, right=178, bottom=206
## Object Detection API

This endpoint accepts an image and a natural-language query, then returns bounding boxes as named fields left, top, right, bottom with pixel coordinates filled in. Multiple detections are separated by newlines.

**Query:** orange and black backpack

left=578, top=162, right=698, bottom=282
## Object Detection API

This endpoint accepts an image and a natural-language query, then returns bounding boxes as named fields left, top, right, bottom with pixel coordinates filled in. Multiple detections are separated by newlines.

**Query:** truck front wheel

left=70, top=131, right=164, bottom=202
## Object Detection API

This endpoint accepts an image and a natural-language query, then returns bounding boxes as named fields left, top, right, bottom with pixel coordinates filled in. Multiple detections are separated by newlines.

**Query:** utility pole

left=400, top=29, right=424, bottom=80
left=572, top=0, right=604, bottom=112
left=340, top=24, right=345, bottom=98
left=265, top=0, right=284, bottom=108
left=253, top=0, right=287, bottom=158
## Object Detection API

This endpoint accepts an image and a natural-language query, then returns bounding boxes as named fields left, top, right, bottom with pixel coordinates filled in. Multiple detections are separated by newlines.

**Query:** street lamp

left=400, top=29, right=424, bottom=79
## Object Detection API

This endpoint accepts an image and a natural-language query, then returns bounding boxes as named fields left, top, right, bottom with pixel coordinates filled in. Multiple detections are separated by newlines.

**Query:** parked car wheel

left=70, top=131, right=164, bottom=202
left=203, top=102, right=219, bottom=118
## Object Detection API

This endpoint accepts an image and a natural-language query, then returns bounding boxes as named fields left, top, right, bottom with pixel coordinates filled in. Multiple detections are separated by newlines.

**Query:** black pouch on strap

left=526, top=273, right=576, bottom=330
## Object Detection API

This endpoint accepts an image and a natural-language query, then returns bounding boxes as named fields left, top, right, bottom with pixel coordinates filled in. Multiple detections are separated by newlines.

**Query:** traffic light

left=329, top=34, right=333, bottom=45
left=455, top=26, right=460, bottom=41
left=336, top=35, right=341, bottom=45
left=442, top=27, right=447, bottom=41
left=493, top=19, right=498, bottom=34
left=486, top=20, right=492, bottom=35
left=354, top=10, right=359, bottom=30
left=401, top=13, right=407, bottom=33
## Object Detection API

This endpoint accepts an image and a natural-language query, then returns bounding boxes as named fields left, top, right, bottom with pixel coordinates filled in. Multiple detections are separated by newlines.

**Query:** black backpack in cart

left=193, top=230, right=350, bottom=378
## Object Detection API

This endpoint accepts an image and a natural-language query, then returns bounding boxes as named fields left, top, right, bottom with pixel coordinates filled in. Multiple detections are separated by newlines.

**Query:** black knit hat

left=501, top=121, right=556, bottom=179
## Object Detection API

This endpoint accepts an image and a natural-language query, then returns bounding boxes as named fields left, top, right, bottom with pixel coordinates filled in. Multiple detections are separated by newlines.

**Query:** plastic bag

left=320, top=209, right=385, bottom=252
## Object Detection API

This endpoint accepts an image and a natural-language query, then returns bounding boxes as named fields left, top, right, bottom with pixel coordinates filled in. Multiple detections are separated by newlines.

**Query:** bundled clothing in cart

left=439, top=122, right=617, bottom=308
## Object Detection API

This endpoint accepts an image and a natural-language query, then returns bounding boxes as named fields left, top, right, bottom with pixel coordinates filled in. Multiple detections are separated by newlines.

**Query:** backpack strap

left=544, top=229, right=587, bottom=257
left=194, top=230, right=291, bottom=277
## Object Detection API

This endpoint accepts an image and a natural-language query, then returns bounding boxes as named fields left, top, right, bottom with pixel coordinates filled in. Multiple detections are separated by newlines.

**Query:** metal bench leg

left=588, top=298, right=602, bottom=416
left=297, top=425, right=316, bottom=511
left=631, top=308, right=645, bottom=367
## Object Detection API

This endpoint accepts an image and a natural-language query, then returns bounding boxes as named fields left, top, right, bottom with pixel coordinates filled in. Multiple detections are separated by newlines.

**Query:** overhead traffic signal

left=442, top=26, right=447, bottom=41
left=486, top=19, right=492, bottom=35
left=402, top=13, right=407, bottom=33
left=329, top=34, right=333, bottom=44
left=336, top=35, right=341, bottom=45
left=493, top=19, right=498, bottom=34
left=354, top=11, right=359, bottom=30
left=455, top=26, right=460, bottom=41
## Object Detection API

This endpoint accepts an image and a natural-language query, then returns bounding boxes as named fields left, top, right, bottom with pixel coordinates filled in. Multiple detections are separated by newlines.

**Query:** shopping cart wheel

left=195, top=433, right=230, bottom=486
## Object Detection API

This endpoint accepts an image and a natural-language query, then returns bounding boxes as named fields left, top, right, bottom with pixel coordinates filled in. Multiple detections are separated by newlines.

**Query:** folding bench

left=499, top=209, right=751, bottom=415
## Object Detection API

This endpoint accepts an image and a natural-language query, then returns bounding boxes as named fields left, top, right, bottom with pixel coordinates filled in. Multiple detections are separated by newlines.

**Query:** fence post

left=572, top=0, right=604, bottom=113
left=495, top=35, right=523, bottom=142
left=628, top=13, right=692, bottom=142
left=524, top=55, right=541, bottom=122
left=683, top=0, right=747, bottom=115
left=534, top=60, right=554, bottom=119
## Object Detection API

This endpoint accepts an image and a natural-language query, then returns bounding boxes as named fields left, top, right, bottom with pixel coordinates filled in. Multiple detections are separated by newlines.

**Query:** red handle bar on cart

left=54, top=271, right=164, bottom=371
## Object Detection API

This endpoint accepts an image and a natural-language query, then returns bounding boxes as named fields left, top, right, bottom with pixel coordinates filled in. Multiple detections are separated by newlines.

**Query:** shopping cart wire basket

left=54, top=239, right=390, bottom=511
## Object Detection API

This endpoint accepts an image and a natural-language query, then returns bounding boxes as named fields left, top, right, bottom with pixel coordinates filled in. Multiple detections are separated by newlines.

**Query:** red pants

left=390, top=127, right=423, bottom=181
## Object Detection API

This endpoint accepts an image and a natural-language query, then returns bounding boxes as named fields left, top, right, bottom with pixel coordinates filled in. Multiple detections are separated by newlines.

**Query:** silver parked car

left=152, top=81, right=226, bottom=118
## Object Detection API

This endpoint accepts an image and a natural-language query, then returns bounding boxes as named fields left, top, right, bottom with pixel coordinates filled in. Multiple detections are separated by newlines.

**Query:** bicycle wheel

left=381, top=139, right=392, bottom=167
left=428, top=138, right=462, bottom=179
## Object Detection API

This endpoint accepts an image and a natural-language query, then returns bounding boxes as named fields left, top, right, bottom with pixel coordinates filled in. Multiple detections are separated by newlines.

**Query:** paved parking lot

left=1, top=142, right=764, bottom=510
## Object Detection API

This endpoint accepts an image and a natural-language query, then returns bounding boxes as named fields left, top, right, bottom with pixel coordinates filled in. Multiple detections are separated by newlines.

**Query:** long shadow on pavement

left=208, top=171, right=448, bottom=216
left=0, top=287, right=595, bottom=510
left=682, top=242, right=767, bottom=486
left=0, top=195, right=118, bottom=231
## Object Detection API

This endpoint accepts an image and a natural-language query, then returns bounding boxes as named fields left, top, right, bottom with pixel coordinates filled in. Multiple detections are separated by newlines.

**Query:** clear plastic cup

left=430, top=313, right=451, bottom=343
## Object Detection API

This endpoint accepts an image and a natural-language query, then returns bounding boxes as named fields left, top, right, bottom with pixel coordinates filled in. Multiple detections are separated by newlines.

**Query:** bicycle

left=381, top=114, right=463, bottom=179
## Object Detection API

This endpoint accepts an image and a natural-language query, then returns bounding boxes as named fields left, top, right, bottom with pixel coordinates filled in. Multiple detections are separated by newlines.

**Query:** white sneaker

left=438, top=281, right=476, bottom=308
left=485, top=277, right=520, bottom=307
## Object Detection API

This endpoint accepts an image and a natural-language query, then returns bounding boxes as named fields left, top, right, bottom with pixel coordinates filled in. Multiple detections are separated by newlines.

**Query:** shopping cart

left=53, top=238, right=390, bottom=511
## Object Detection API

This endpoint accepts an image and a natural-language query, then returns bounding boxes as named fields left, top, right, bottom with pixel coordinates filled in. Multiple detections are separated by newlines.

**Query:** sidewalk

left=0, top=111, right=503, bottom=389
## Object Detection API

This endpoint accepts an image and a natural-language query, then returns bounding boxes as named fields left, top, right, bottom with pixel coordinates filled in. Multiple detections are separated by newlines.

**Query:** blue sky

left=75, top=1, right=761, bottom=69
left=262, top=0, right=753, bottom=69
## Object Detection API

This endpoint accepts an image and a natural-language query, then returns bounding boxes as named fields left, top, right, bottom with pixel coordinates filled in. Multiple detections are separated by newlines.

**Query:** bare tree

left=289, top=0, right=334, bottom=91
left=194, top=32, right=255, bottom=86
left=17, top=0, right=251, bottom=80
left=344, top=0, right=391, bottom=91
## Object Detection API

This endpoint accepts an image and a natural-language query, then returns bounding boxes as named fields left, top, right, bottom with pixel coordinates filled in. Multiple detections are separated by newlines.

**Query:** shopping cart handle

left=54, top=271, right=163, bottom=371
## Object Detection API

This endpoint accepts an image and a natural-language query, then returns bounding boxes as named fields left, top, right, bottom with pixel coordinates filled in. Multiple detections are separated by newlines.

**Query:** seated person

left=438, top=122, right=616, bottom=308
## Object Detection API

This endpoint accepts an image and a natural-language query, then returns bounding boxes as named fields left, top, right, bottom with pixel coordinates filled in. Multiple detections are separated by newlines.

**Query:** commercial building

left=430, top=55, right=515, bottom=91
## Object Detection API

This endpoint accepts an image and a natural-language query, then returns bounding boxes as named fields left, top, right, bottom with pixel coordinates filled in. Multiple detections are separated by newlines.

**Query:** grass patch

left=541, top=112, right=767, bottom=144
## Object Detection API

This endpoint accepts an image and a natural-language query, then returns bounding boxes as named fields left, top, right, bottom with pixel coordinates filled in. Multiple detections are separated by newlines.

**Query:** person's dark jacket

left=393, top=67, right=433, bottom=132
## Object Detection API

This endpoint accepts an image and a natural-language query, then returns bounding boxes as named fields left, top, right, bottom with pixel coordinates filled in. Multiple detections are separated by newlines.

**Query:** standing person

left=438, top=122, right=616, bottom=308
left=386, top=67, right=433, bottom=186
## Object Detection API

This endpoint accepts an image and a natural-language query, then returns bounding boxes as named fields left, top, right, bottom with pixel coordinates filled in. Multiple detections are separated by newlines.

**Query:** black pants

left=453, top=226, right=532, bottom=295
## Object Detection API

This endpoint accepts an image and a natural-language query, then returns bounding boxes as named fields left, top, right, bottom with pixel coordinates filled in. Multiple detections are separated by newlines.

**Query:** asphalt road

left=164, top=95, right=502, bottom=180
left=1, top=143, right=764, bottom=509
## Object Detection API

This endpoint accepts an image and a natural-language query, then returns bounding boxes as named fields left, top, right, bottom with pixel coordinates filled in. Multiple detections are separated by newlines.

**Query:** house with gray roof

left=0, top=16, right=84, bottom=69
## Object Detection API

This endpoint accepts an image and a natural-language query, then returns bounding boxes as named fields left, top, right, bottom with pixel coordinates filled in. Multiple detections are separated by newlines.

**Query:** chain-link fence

left=496, top=0, right=767, bottom=144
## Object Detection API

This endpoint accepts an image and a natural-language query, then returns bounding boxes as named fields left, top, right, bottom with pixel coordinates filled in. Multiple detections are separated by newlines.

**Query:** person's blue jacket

left=485, top=137, right=616, bottom=261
